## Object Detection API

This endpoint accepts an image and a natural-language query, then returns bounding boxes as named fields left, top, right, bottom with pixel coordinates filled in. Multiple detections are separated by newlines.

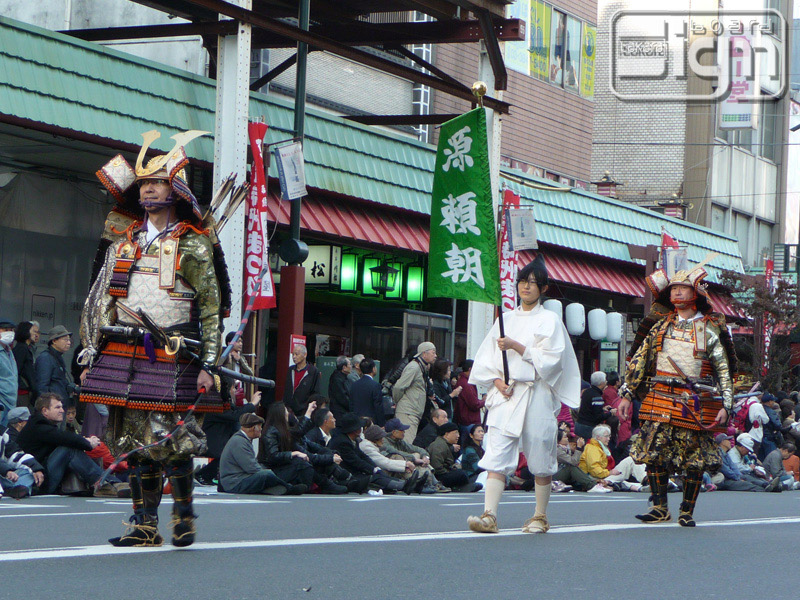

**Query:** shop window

left=564, top=16, right=582, bottom=93
left=549, top=10, right=566, bottom=86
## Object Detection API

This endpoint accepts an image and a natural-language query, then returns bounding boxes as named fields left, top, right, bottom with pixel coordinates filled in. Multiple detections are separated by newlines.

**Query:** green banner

left=427, top=108, right=500, bottom=306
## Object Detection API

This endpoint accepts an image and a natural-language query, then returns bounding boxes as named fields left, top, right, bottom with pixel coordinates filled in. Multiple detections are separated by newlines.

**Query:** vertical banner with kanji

left=762, top=258, right=774, bottom=376
left=246, top=121, right=277, bottom=310
left=499, top=189, right=520, bottom=313
left=428, top=108, right=500, bottom=305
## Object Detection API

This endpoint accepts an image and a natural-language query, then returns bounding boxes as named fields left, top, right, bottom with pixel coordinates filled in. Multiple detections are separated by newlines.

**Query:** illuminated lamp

left=405, top=265, right=424, bottom=303
left=339, top=253, right=358, bottom=292
left=369, top=261, right=400, bottom=294
left=384, top=261, right=404, bottom=299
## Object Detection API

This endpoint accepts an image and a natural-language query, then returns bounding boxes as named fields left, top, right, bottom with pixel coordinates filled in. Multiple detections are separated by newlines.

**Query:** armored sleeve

left=706, top=327, right=734, bottom=410
left=179, top=232, right=221, bottom=365
left=79, top=243, right=117, bottom=365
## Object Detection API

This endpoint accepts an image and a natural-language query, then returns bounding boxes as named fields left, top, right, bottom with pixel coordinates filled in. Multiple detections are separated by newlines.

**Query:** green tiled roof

left=501, top=171, right=743, bottom=283
left=0, top=16, right=434, bottom=214
left=0, top=16, right=743, bottom=283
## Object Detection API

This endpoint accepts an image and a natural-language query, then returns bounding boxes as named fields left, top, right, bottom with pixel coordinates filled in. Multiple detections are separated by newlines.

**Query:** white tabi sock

left=484, top=477, right=505, bottom=516
left=534, top=482, right=551, bottom=517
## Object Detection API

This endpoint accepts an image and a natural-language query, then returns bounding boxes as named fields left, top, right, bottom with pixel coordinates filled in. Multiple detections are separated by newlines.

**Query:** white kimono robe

left=469, top=304, right=581, bottom=476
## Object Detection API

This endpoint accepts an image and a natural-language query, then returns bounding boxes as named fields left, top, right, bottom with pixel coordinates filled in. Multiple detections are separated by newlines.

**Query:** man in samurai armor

left=619, top=262, right=735, bottom=527
left=78, top=130, right=232, bottom=547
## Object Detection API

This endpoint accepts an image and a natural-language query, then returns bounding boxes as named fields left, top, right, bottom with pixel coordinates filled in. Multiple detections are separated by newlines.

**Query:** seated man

left=359, top=425, right=432, bottom=493
left=578, top=424, right=646, bottom=491
left=728, top=433, right=781, bottom=491
left=763, top=442, right=800, bottom=490
left=329, top=413, right=418, bottom=494
left=0, top=407, right=45, bottom=496
left=554, top=429, right=600, bottom=492
left=218, top=413, right=304, bottom=495
left=382, top=418, right=440, bottom=488
left=713, top=433, right=768, bottom=492
left=413, top=408, right=448, bottom=449
left=427, top=422, right=478, bottom=492
left=305, top=408, right=336, bottom=447
left=17, top=393, right=128, bottom=497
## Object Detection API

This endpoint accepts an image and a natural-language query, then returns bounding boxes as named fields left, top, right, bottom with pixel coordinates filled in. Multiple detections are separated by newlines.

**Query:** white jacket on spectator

left=747, top=402, right=769, bottom=443
left=359, top=439, right=406, bottom=474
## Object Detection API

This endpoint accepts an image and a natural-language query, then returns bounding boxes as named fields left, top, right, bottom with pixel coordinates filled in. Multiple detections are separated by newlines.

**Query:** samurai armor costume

left=79, top=130, right=231, bottom=547
left=624, top=263, right=735, bottom=526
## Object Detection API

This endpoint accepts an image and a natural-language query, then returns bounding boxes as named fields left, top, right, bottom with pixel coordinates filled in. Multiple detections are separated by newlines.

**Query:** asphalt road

left=1, top=486, right=797, bottom=600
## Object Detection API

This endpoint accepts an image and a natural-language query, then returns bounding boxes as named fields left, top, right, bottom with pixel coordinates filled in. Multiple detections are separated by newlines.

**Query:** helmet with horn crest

left=96, top=129, right=208, bottom=223
left=645, top=252, right=718, bottom=314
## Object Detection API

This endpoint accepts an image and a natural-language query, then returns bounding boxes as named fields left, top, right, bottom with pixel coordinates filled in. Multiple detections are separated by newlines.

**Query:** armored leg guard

left=635, top=469, right=671, bottom=524
left=109, top=459, right=164, bottom=547
left=166, top=460, right=196, bottom=547
left=678, top=470, right=703, bottom=527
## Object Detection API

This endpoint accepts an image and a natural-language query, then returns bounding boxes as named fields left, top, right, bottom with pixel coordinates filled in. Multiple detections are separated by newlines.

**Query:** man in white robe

left=467, top=256, right=581, bottom=534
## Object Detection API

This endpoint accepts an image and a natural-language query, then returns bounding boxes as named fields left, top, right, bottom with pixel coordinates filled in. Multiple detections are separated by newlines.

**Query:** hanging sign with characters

left=427, top=108, right=500, bottom=305
left=245, top=121, right=276, bottom=310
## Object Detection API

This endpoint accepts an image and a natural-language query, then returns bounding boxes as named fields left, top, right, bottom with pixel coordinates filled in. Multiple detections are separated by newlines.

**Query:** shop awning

left=707, top=291, right=745, bottom=320
left=266, top=191, right=430, bottom=253
left=519, top=249, right=645, bottom=297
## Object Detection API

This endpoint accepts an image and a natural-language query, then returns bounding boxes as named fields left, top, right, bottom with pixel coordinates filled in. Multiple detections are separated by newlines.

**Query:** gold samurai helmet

left=645, top=252, right=718, bottom=312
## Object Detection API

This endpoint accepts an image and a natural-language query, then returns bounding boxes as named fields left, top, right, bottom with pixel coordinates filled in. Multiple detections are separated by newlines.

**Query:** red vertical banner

left=762, top=258, right=774, bottom=376
left=246, top=121, right=277, bottom=310
left=499, top=188, right=520, bottom=313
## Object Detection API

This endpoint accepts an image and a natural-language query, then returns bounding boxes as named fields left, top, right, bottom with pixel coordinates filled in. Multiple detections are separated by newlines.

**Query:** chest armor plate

left=655, top=321, right=704, bottom=379
left=116, top=252, right=194, bottom=328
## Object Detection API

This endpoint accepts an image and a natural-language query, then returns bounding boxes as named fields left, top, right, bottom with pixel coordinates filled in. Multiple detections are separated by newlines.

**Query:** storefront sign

left=529, top=1, right=551, bottom=80
left=272, top=245, right=341, bottom=286
left=246, top=121, right=277, bottom=310
left=506, top=0, right=530, bottom=76
left=580, top=24, right=596, bottom=99
left=273, top=141, right=308, bottom=200
left=507, top=207, right=538, bottom=251
left=719, top=30, right=756, bottom=130
left=428, top=108, right=500, bottom=306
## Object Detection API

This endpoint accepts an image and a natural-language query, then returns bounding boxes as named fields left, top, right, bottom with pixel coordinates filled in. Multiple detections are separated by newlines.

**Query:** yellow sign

left=529, top=1, right=551, bottom=80
left=580, top=24, right=596, bottom=99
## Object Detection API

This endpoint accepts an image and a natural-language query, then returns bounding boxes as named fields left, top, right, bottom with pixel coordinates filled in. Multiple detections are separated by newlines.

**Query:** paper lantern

left=606, top=312, right=623, bottom=343
left=588, top=308, right=608, bottom=340
left=565, top=303, right=585, bottom=336
left=543, top=299, right=563, bottom=321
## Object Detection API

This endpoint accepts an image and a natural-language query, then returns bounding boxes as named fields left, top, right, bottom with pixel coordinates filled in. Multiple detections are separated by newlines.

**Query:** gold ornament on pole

left=472, top=81, right=487, bottom=108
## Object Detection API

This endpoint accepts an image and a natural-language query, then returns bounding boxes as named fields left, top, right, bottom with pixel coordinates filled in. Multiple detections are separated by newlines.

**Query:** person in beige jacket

left=392, top=342, right=437, bottom=442
left=359, top=425, right=431, bottom=492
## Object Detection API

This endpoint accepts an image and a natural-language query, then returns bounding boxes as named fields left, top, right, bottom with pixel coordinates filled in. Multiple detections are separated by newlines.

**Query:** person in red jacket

left=455, top=360, right=484, bottom=439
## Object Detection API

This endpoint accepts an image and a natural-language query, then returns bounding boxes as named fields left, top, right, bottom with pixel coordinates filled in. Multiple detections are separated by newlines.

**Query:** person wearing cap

left=359, top=425, right=429, bottom=492
left=78, top=132, right=228, bottom=547
left=428, top=422, right=475, bottom=492
left=217, top=412, right=302, bottom=495
left=34, top=325, right=76, bottom=410
left=0, top=406, right=44, bottom=496
left=467, top=256, right=581, bottom=535
left=726, top=433, right=779, bottom=491
left=382, top=417, right=441, bottom=490
left=392, top=341, right=437, bottom=443
left=329, top=413, right=419, bottom=494
left=0, top=318, right=18, bottom=428
left=619, top=260, right=736, bottom=527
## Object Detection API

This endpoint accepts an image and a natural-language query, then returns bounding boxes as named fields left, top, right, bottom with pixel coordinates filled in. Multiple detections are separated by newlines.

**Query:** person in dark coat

left=350, top=358, right=385, bottom=426
left=305, top=408, right=335, bottom=447
left=328, top=355, right=351, bottom=420
left=17, top=393, right=126, bottom=496
left=430, top=359, right=462, bottom=420
left=328, top=413, right=418, bottom=494
left=427, top=421, right=475, bottom=492
left=413, top=408, right=449, bottom=450
left=575, top=371, right=612, bottom=441
left=195, top=378, right=261, bottom=485
left=12, top=321, right=39, bottom=409
left=260, top=401, right=354, bottom=493
left=35, top=326, right=77, bottom=410
left=283, top=344, right=321, bottom=417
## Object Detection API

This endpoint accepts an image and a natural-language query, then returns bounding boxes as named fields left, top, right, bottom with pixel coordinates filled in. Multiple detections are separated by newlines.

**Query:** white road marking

left=0, top=504, right=69, bottom=510
left=440, top=498, right=643, bottom=506
left=2, top=515, right=799, bottom=562
left=0, top=511, right=124, bottom=519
